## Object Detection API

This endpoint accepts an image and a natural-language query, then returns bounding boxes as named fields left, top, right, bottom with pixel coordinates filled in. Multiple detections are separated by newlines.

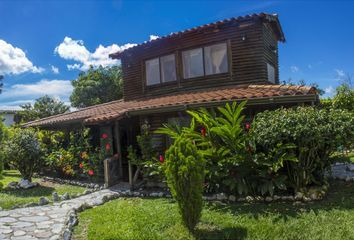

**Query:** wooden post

left=114, top=121, right=123, bottom=178
left=128, top=161, right=133, bottom=189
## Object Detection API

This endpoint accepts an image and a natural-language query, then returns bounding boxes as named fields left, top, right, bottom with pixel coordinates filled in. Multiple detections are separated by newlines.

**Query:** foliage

left=164, top=135, right=205, bottom=232
left=3, top=128, right=42, bottom=181
left=127, top=123, right=163, bottom=179
left=0, top=120, right=7, bottom=189
left=17, top=95, right=70, bottom=123
left=38, top=130, right=65, bottom=156
left=70, top=66, right=123, bottom=108
left=252, top=107, right=354, bottom=190
left=157, top=102, right=297, bottom=196
left=332, top=83, right=354, bottom=111
left=73, top=181, right=354, bottom=240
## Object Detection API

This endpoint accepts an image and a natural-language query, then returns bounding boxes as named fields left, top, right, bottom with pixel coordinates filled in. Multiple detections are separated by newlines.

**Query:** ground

left=73, top=180, right=354, bottom=240
left=0, top=170, right=85, bottom=209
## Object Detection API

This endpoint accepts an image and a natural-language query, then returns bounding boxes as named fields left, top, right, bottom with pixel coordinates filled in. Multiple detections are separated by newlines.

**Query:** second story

left=110, top=13, right=285, bottom=101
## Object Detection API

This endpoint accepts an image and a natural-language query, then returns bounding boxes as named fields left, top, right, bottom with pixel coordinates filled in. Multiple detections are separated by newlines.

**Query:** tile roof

left=110, top=12, right=285, bottom=59
left=23, top=84, right=317, bottom=128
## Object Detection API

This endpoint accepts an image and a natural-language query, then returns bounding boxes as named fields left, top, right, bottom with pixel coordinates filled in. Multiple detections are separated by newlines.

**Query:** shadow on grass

left=0, top=186, right=55, bottom=198
left=207, top=180, right=354, bottom=222
left=195, top=224, right=247, bottom=240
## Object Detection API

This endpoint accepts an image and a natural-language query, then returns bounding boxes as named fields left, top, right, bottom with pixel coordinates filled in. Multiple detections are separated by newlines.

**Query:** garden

left=0, top=83, right=353, bottom=239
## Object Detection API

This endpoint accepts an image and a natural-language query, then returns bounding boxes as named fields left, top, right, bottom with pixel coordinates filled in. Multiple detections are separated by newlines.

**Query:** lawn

left=0, top=170, right=86, bottom=209
left=73, top=180, right=354, bottom=240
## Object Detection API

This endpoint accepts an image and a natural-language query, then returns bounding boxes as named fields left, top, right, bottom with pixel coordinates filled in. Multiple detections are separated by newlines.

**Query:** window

left=267, top=63, right=275, bottom=83
left=182, top=42, right=228, bottom=79
left=161, top=54, right=177, bottom=82
left=146, top=54, right=177, bottom=86
left=204, top=43, right=228, bottom=75
left=146, top=58, right=160, bottom=85
left=182, top=48, right=204, bottom=79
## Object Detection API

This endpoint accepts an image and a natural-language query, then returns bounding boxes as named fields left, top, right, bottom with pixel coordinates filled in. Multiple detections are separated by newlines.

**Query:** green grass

left=73, top=180, right=354, bottom=240
left=0, top=170, right=86, bottom=209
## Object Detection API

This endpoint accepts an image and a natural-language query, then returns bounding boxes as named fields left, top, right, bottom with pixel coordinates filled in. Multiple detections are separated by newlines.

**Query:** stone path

left=0, top=188, right=125, bottom=240
left=331, top=163, right=354, bottom=181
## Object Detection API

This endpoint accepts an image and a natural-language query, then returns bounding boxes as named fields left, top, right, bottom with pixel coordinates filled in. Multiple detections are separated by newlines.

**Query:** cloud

left=51, top=65, right=59, bottom=74
left=3, top=79, right=72, bottom=97
left=54, top=37, right=137, bottom=71
left=325, top=86, right=334, bottom=95
left=0, top=39, right=44, bottom=75
left=290, top=65, right=299, bottom=73
left=335, top=69, right=345, bottom=78
left=149, top=35, right=159, bottom=41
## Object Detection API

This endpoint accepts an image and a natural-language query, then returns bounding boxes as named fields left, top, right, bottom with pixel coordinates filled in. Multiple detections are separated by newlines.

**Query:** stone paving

left=0, top=188, right=124, bottom=240
left=331, top=163, right=354, bottom=181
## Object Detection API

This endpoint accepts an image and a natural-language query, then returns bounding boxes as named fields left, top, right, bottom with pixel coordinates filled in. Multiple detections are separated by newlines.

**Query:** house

left=23, top=13, right=319, bottom=187
left=0, top=109, right=18, bottom=126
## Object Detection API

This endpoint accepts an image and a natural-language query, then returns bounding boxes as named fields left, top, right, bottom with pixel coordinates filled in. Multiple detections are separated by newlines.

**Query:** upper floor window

left=146, top=54, right=176, bottom=86
left=267, top=63, right=275, bottom=83
left=182, top=42, right=228, bottom=79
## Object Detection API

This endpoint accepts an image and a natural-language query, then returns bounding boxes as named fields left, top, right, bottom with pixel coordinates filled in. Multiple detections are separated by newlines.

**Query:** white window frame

left=145, top=54, right=177, bottom=86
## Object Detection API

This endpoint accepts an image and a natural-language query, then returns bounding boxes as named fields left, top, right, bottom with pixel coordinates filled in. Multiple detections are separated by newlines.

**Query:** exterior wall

left=1, top=113, right=16, bottom=126
left=121, top=18, right=280, bottom=101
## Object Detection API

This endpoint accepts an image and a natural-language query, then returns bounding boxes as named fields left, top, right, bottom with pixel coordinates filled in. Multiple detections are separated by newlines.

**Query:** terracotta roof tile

left=23, top=84, right=317, bottom=128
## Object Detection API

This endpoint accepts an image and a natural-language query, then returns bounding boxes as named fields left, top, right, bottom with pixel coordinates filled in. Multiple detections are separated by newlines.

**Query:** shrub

left=251, top=107, right=354, bottom=190
left=3, top=128, right=42, bottom=181
left=0, top=120, right=6, bottom=189
left=164, top=135, right=205, bottom=232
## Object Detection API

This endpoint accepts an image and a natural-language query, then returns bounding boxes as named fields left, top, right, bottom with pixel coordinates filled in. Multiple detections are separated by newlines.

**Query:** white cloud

left=1, top=79, right=72, bottom=98
left=335, top=69, right=345, bottom=78
left=325, top=86, right=334, bottom=95
left=0, top=39, right=44, bottom=75
left=54, top=36, right=137, bottom=71
left=51, top=65, right=59, bottom=74
left=290, top=65, right=299, bottom=73
left=149, top=35, right=159, bottom=41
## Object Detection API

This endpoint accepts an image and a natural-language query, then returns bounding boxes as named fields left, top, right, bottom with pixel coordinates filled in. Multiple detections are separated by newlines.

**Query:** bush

left=3, top=128, right=42, bottom=181
left=164, top=135, right=205, bottom=232
left=251, top=107, right=354, bottom=190
left=0, top=120, right=6, bottom=189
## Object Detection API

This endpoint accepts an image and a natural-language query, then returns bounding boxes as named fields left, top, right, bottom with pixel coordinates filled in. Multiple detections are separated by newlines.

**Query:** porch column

left=114, top=121, right=123, bottom=178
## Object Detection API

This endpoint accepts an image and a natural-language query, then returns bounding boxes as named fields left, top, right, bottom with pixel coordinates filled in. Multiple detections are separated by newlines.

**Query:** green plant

left=3, top=128, right=42, bottom=181
left=164, top=135, right=205, bottom=232
left=251, top=107, right=354, bottom=191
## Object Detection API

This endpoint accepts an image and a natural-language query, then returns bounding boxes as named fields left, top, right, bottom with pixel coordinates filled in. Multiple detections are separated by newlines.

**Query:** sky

left=0, top=0, right=353, bottom=110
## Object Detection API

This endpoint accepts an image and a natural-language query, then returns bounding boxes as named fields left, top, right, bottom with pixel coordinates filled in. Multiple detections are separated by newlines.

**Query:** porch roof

left=22, top=84, right=318, bottom=128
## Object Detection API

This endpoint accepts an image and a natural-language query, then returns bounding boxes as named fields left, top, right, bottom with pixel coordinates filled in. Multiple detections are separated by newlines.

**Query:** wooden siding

left=262, top=22, right=280, bottom=84
left=121, top=18, right=280, bottom=101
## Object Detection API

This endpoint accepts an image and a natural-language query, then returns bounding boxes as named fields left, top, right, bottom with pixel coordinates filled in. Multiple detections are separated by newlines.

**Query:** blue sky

left=0, top=0, right=353, bottom=109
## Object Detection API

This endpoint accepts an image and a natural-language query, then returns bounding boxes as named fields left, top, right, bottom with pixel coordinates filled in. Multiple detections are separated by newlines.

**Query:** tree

left=333, top=73, right=353, bottom=111
left=17, top=95, right=70, bottom=123
left=70, top=66, right=123, bottom=108
left=3, top=128, right=42, bottom=181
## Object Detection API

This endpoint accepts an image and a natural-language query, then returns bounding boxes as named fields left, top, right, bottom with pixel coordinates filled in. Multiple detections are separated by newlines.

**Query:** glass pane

left=204, top=43, right=228, bottom=75
left=161, top=54, right=176, bottom=82
left=146, top=58, right=160, bottom=85
left=267, top=63, right=275, bottom=83
left=182, top=48, right=204, bottom=79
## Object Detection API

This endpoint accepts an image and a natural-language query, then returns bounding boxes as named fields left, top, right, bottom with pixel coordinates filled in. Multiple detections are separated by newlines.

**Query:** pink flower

left=88, top=169, right=94, bottom=176
left=245, top=123, right=251, bottom=130
left=159, top=155, right=164, bottom=163
left=101, top=133, right=108, bottom=139
left=79, top=163, right=84, bottom=169
left=105, top=143, right=111, bottom=151
left=201, top=127, right=206, bottom=137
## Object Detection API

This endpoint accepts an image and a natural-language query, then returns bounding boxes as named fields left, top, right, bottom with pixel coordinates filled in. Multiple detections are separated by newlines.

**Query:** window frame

left=267, top=63, right=275, bottom=84
left=181, top=41, right=229, bottom=80
left=145, top=53, right=177, bottom=86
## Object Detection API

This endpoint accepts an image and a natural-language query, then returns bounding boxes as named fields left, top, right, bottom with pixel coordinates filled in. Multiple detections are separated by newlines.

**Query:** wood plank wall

left=121, top=18, right=280, bottom=101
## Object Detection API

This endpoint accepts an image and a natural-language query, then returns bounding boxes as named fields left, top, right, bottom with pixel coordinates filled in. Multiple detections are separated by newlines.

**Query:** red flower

left=88, top=169, right=94, bottom=176
left=159, top=155, right=164, bottom=163
left=79, top=163, right=84, bottom=169
left=245, top=122, right=251, bottom=130
left=105, top=143, right=111, bottom=151
left=200, top=127, right=206, bottom=137
left=101, top=133, right=108, bottom=139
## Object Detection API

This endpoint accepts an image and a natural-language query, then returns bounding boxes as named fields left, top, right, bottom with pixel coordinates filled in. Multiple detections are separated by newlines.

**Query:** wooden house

left=23, top=13, right=319, bottom=187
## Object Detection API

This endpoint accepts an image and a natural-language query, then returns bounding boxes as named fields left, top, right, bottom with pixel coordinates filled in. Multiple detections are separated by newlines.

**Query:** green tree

left=17, top=95, right=70, bottom=123
left=70, top=66, right=123, bottom=108
left=332, top=82, right=354, bottom=111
